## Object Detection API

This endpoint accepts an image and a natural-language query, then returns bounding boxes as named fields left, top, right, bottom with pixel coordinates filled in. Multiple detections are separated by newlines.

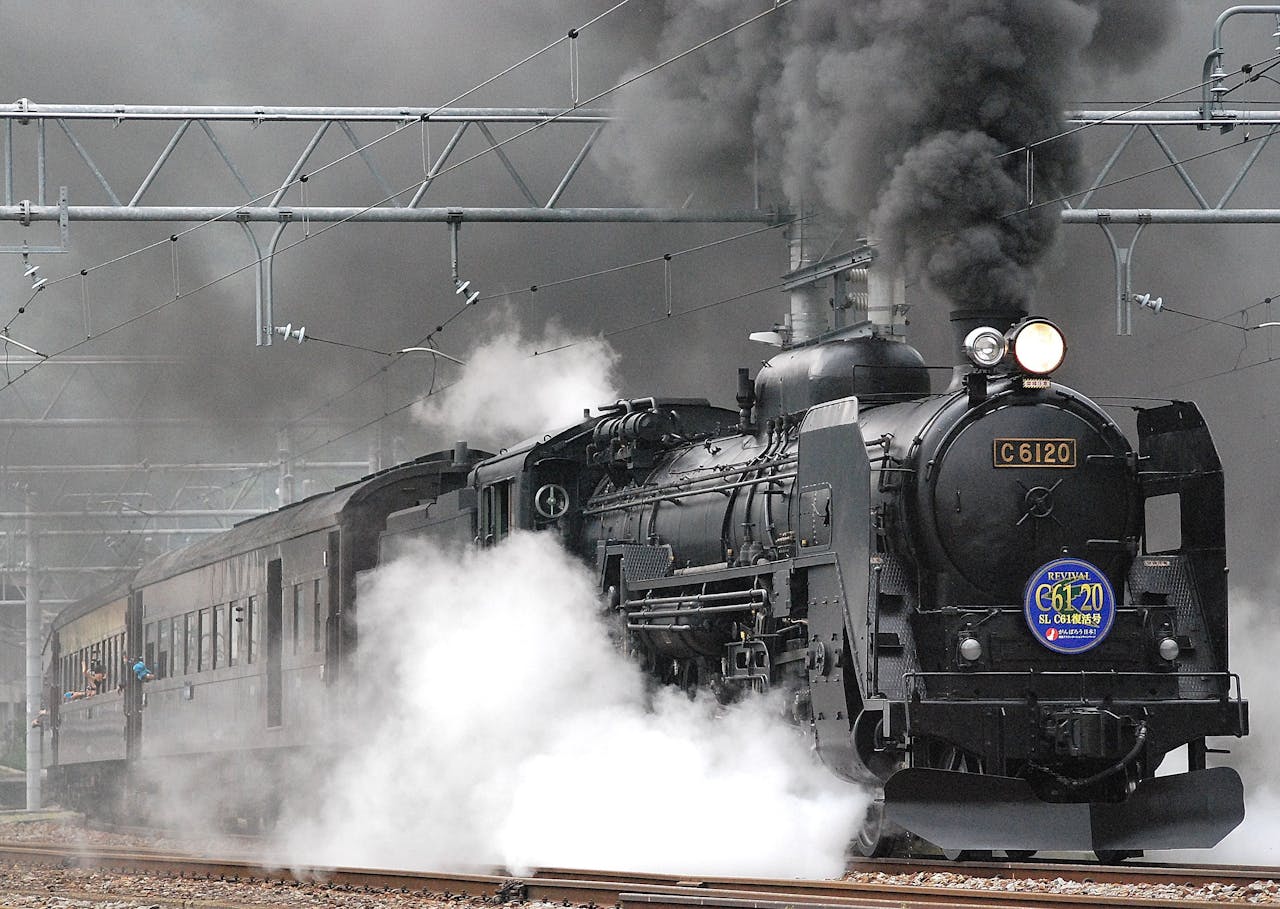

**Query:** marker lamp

left=958, top=637, right=983, bottom=662
left=1008, top=318, right=1066, bottom=375
left=963, top=326, right=1007, bottom=368
left=1157, top=637, right=1180, bottom=662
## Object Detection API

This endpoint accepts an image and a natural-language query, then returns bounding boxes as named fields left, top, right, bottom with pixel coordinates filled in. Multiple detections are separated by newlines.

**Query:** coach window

left=221, top=604, right=234, bottom=667
left=157, top=620, right=170, bottom=679
left=185, top=612, right=197, bottom=674
left=144, top=624, right=157, bottom=679
left=198, top=607, right=212, bottom=671
left=292, top=585, right=303, bottom=655
left=245, top=595, right=257, bottom=664
left=168, top=618, right=179, bottom=677
left=229, top=601, right=241, bottom=667
left=313, top=579, right=324, bottom=652
left=212, top=603, right=229, bottom=670
left=211, top=605, right=223, bottom=669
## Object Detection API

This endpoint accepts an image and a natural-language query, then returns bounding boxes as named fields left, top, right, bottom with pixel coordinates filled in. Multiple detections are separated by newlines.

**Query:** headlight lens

left=959, top=636, right=983, bottom=662
left=1158, top=637, right=1180, bottom=661
left=1008, top=319, right=1066, bottom=375
left=963, top=326, right=1007, bottom=368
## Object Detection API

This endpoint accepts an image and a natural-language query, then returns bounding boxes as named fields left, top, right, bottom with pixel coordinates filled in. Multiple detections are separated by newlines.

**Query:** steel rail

left=0, top=842, right=1273, bottom=908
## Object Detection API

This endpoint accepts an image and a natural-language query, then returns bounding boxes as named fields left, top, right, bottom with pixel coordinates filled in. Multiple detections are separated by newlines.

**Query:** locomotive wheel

left=943, top=848, right=993, bottom=861
left=1095, top=849, right=1138, bottom=864
left=854, top=799, right=899, bottom=858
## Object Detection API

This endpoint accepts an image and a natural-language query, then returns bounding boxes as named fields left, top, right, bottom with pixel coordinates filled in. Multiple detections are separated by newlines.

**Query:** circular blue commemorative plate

left=1023, top=557, right=1116, bottom=654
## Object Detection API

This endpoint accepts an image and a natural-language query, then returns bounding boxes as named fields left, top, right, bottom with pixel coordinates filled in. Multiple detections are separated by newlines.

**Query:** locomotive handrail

left=627, top=603, right=757, bottom=621
left=590, top=459, right=796, bottom=505
left=627, top=588, right=769, bottom=609
left=625, top=589, right=769, bottom=621
left=581, top=472, right=796, bottom=516
left=668, top=455, right=797, bottom=480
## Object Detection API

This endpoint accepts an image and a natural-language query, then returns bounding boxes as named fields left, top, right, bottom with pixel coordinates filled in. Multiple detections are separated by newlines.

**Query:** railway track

left=0, top=840, right=1273, bottom=908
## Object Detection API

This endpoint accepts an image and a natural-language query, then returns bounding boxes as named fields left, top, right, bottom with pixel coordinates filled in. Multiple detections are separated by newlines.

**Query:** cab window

left=482, top=480, right=512, bottom=545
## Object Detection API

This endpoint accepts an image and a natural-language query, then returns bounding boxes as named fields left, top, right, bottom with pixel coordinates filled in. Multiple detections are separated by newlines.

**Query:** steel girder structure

left=0, top=101, right=781, bottom=345
left=1054, top=6, right=1280, bottom=333
left=1058, top=108, right=1280, bottom=335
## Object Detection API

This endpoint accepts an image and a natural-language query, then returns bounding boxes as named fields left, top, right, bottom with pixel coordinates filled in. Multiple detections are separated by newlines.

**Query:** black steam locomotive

left=44, top=293, right=1247, bottom=859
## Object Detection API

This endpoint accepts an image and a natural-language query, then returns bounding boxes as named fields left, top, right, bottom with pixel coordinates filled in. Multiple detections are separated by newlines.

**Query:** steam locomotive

left=44, top=261, right=1248, bottom=859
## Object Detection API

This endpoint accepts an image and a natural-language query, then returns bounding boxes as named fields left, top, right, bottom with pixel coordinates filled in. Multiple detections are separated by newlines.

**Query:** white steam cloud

left=276, top=532, right=865, bottom=878
left=414, top=319, right=620, bottom=448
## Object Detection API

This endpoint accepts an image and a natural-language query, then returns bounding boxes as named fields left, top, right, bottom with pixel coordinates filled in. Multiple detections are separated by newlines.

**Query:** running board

left=883, top=766, right=1244, bottom=852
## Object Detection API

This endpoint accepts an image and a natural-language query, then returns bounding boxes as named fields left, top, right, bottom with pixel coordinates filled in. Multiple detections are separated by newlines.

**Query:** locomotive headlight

left=958, top=636, right=983, bottom=662
left=1007, top=319, right=1066, bottom=375
left=1158, top=637, right=1180, bottom=661
left=963, top=326, right=1007, bottom=368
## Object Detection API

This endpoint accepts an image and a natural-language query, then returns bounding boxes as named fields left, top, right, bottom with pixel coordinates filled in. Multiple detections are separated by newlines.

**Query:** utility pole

left=23, top=490, right=40, bottom=810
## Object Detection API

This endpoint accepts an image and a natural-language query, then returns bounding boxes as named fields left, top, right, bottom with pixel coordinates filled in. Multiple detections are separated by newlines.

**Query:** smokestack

left=948, top=306, right=1026, bottom=392
left=787, top=230, right=828, bottom=345
left=866, top=258, right=906, bottom=336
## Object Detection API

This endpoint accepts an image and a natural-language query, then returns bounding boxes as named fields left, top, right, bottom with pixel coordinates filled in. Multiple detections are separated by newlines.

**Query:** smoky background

left=0, top=0, right=1276, bottom=868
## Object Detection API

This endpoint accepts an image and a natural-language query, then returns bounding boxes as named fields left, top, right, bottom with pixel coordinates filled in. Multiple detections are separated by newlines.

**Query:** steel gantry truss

left=1055, top=5, right=1280, bottom=333
left=0, top=101, right=781, bottom=345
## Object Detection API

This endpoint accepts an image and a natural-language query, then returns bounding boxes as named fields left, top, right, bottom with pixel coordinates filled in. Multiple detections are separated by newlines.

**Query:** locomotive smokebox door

left=925, top=396, right=1137, bottom=602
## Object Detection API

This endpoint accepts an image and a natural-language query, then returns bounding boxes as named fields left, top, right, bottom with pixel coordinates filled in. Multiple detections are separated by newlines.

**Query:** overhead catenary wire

left=14, top=1, right=1256, bottom=396
left=23, top=3, right=1280, bottom=473
left=998, top=65, right=1257, bottom=159
left=215, top=269, right=793, bottom=497
left=86, top=115, right=1280, bottom=461
left=1, top=3, right=744, bottom=391
left=997, top=50, right=1280, bottom=161
left=28, top=0, right=637, bottom=298
left=0, top=1, right=798, bottom=397
left=1, top=123, right=1267, bottom=397
left=264, top=209, right=802, bottom=438
left=474, top=217, right=804, bottom=303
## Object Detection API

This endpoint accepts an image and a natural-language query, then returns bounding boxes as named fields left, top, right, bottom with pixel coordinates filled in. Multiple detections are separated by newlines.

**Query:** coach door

left=266, top=559, right=283, bottom=728
left=125, top=590, right=144, bottom=758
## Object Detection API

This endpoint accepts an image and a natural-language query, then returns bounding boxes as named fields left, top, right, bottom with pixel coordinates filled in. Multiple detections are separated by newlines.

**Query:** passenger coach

left=45, top=450, right=480, bottom=821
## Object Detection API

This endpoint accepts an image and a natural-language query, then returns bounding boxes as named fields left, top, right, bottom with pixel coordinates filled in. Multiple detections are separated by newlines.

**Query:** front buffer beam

left=883, top=765, right=1244, bottom=852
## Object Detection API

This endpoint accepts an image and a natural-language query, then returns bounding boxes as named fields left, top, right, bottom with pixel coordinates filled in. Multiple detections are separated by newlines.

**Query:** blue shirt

left=132, top=660, right=151, bottom=681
